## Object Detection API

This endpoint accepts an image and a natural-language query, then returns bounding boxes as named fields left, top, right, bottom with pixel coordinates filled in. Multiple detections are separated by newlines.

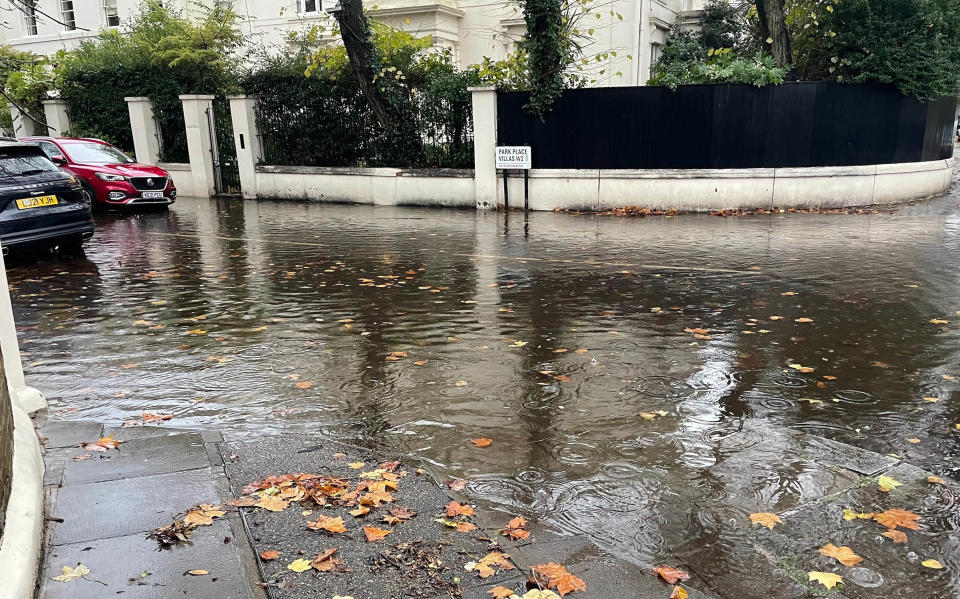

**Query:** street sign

left=496, top=146, right=531, bottom=170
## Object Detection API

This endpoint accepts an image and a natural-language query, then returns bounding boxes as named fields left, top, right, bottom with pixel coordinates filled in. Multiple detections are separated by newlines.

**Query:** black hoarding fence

left=496, top=82, right=957, bottom=170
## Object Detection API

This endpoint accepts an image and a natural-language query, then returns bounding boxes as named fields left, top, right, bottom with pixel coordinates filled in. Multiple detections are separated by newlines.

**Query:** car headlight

left=95, top=173, right=126, bottom=181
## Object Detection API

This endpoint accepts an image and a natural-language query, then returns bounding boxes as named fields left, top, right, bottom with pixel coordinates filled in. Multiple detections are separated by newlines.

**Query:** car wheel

left=82, top=185, right=102, bottom=212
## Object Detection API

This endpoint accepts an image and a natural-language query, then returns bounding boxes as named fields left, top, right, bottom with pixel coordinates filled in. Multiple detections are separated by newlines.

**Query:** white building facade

left=1, top=0, right=705, bottom=86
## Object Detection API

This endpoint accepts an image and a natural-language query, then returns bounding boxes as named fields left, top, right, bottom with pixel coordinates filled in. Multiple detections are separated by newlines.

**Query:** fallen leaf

left=363, top=526, right=392, bottom=542
left=259, top=550, right=281, bottom=561
left=348, top=462, right=365, bottom=469
left=808, top=571, right=842, bottom=589
left=669, top=587, right=688, bottom=599
left=435, top=518, right=478, bottom=532
left=295, top=381, right=313, bottom=389
left=795, top=317, right=814, bottom=323
left=781, top=291, right=795, bottom=296
left=789, top=364, right=815, bottom=373
left=842, top=509, right=874, bottom=521
left=749, top=512, right=782, bottom=530
left=472, top=438, right=493, bottom=448
left=822, top=375, right=837, bottom=381
left=466, top=552, right=515, bottom=578
left=922, top=559, right=944, bottom=569
left=882, top=529, right=908, bottom=544
left=928, top=476, right=945, bottom=484
left=503, top=516, right=530, bottom=540
left=311, top=548, right=343, bottom=572
left=183, top=504, right=225, bottom=526
left=52, top=564, right=91, bottom=582
left=907, top=438, right=920, bottom=444
left=287, top=558, right=312, bottom=573
left=929, top=319, right=949, bottom=325
left=254, top=495, right=290, bottom=512
left=553, top=374, right=572, bottom=383
left=532, top=562, right=586, bottom=596
left=446, top=501, right=475, bottom=517
left=818, top=543, right=863, bottom=567
left=489, top=586, right=515, bottom=599
left=455, top=380, right=468, bottom=386
left=186, top=329, right=207, bottom=335
left=873, top=509, right=921, bottom=530
left=923, top=397, right=939, bottom=402
left=447, top=478, right=468, bottom=491
left=654, top=566, right=691, bottom=584
left=349, top=506, right=370, bottom=517
left=226, top=497, right=257, bottom=507
left=187, top=569, right=209, bottom=576
left=306, top=515, right=347, bottom=534
left=877, top=475, right=902, bottom=492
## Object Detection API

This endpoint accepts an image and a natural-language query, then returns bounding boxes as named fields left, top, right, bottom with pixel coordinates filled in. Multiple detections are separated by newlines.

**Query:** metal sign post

left=495, top=146, right=531, bottom=211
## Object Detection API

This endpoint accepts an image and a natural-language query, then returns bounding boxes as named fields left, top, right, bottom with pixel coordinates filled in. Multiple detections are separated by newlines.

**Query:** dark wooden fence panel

left=496, top=82, right=957, bottom=169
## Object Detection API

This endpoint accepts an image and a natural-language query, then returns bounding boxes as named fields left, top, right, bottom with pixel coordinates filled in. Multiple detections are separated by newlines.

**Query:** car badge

left=147, top=178, right=154, bottom=186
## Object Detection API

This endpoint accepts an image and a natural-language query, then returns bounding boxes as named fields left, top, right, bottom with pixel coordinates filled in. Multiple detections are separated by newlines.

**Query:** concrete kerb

left=0, top=405, right=46, bottom=599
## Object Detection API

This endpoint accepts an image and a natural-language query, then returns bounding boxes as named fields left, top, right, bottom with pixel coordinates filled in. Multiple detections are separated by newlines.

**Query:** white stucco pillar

left=41, top=100, right=71, bottom=136
left=469, top=86, right=498, bottom=210
left=179, top=94, right=216, bottom=198
left=124, top=97, right=161, bottom=165
left=8, top=106, right=37, bottom=138
left=228, top=95, right=262, bottom=200
left=0, top=251, right=44, bottom=413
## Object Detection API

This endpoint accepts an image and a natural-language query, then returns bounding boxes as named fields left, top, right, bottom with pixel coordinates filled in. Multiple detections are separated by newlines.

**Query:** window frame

left=60, top=0, right=77, bottom=31
left=23, top=0, right=39, bottom=36
left=298, top=0, right=320, bottom=14
left=102, top=0, right=120, bottom=28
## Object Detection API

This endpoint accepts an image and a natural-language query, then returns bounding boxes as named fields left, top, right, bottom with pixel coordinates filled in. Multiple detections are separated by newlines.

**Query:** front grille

left=129, top=177, right=168, bottom=191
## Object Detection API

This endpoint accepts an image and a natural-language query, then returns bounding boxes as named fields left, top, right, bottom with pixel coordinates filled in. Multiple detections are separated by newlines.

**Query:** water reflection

left=9, top=194, right=960, bottom=590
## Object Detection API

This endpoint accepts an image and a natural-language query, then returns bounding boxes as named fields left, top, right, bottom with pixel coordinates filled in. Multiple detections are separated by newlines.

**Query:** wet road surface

left=10, top=193, right=960, bottom=594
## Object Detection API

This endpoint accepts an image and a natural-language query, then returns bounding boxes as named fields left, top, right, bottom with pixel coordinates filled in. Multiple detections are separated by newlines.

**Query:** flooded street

left=11, top=194, right=960, bottom=593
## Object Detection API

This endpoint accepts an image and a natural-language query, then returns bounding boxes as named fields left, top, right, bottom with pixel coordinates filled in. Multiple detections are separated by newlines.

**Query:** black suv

left=0, top=142, right=93, bottom=255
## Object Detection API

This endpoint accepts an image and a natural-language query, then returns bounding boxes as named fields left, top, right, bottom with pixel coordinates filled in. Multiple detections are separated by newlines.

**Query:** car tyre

left=82, top=184, right=102, bottom=213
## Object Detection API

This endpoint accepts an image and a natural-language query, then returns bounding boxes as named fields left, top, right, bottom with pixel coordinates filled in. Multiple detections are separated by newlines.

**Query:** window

left=30, top=141, right=62, bottom=159
left=0, top=153, right=60, bottom=176
left=650, top=43, right=663, bottom=70
left=23, top=0, right=38, bottom=36
left=60, top=141, right=134, bottom=164
left=61, top=0, right=77, bottom=31
left=298, top=0, right=319, bottom=13
left=103, top=0, right=120, bottom=27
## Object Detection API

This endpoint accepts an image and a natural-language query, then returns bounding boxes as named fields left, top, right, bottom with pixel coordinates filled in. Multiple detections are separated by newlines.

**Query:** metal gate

left=206, top=103, right=241, bottom=196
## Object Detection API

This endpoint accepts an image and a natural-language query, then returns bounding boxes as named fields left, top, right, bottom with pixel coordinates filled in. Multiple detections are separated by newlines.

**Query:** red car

left=21, top=137, right=176, bottom=209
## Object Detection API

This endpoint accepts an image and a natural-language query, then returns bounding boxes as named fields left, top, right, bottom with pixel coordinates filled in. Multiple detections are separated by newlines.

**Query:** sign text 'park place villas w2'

left=496, top=146, right=532, bottom=170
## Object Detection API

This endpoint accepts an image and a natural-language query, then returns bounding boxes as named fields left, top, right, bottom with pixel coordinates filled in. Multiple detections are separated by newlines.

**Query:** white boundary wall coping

left=252, top=159, right=955, bottom=212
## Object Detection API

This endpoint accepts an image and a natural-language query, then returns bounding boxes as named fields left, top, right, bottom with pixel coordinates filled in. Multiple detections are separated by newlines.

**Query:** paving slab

left=37, top=519, right=253, bottom=599
left=48, top=465, right=224, bottom=545
left=58, top=432, right=211, bottom=486
left=40, top=420, right=103, bottom=449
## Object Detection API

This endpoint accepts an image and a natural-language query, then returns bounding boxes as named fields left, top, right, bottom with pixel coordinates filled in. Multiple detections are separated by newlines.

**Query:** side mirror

left=51, top=154, right=67, bottom=165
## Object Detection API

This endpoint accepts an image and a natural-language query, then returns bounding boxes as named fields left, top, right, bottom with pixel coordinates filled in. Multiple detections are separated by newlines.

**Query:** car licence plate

left=141, top=191, right=164, bottom=199
left=16, top=195, right=58, bottom=210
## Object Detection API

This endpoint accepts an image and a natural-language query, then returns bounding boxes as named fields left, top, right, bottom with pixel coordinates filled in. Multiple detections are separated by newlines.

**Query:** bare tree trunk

left=332, top=0, right=392, bottom=128
left=756, top=0, right=792, bottom=67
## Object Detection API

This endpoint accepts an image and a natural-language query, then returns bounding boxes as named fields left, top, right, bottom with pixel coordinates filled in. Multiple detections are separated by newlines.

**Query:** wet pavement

left=13, top=187, right=960, bottom=596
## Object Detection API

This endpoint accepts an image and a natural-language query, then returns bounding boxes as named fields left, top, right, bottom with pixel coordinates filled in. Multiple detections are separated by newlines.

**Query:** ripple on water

left=634, top=375, right=695, bottom=401
left=832, top=389, right=877, bottom=405
left=764, top=372, right=811, bottom=388
left=552, top=441, right=603, bottom=466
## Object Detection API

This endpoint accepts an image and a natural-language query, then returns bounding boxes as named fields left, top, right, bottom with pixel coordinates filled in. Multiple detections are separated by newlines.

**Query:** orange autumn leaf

left=455, top=521, right=478, bottom=533
left=532, top=562, right=587, bottom=596
left=749, top=512, right=782, bottom=530
left=363, top=526, right=392, bottom=542
left=254, top=495, right=290, bottom=512
left=259, top=550, right=281, bottom=561
left=669, top=587, right=689, bottom=599
left=469, top=552, right=515, bottom=578
left=310, top=548, right=343, bottom=572
left=818, top=543, right=863, bottom=567
left=472, top=438, right=493, bottom=448
left=882, top=529, right=908, bottom=544
left=295, top=381, right=313, bottom=389
left=489, top=586, right=515, bottom=599
left=306, top=515, right=347, bottom=534
left=349, top=506, right=370, bottom=517
left=503, top=516, right=530, bottom=540
left=446, top=501, right=475, bottom=517
left=654, top=566, right=691, bottom=584
left=873, top=509, right=921, bottom=531
left=553, top=374, right=573, bottom=382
